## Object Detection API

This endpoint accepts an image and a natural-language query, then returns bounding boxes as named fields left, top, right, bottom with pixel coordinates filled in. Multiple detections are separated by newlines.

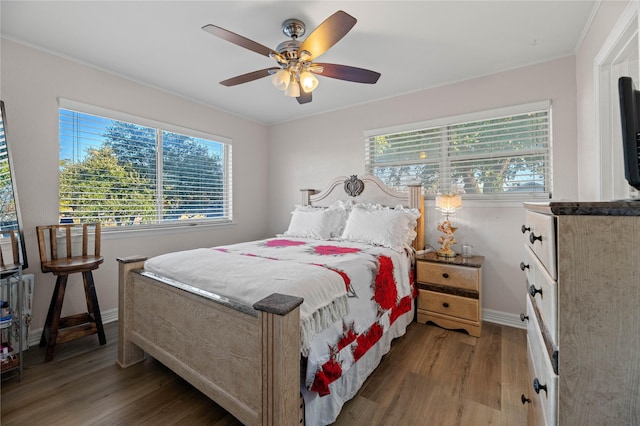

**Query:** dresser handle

left=529, top=285, right=543, bottom=298
left=519, top=262, right=530, bottom=271
left=521, top=394, right=531, bottom=404
left=521, top=225, right=531, bottom=234
left=529, top=232, right=542, bottom=244
left=520, top=313, right=529, bottom=322
left=442, top=273, right=449, bottom=279
left=442, top=302, right=449, bottom=308
left=533, top=378, right=548, bottom=395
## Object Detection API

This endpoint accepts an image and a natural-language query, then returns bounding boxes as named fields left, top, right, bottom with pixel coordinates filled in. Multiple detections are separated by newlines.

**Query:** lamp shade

left=285, top=80, right=301, bottom=97
left=299, top=71, right=319, bottom=93
left=435, top=193, right=462, bottom=213
left=272, top=69, right=290, bottom=91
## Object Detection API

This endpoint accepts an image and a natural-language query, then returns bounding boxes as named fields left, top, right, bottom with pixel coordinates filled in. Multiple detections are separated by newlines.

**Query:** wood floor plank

left=332, top=395, right=381, bottom=426
left=460, top=399, right=506, bottom=425
left=380, top=372, right=464, bottom=425
left=356, top=324, right=434, bottom=406
left=464, top=322, right=503, bottom=410
left=410, top=327, right=476, bottom=398
left=500, top=326, right=529, bottom=426
left=1, top=320, right=530, bottom=425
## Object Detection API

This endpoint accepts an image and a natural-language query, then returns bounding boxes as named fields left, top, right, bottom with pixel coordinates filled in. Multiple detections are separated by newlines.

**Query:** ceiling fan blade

left=297, top=91, right=312, bottom=104
left=220, top=68, right=280, bottom=86
left=298, top=11, right=357, bottom=61
left=202, top=24, right=276, bottom=58
left=312, top=63, right=381, bottom=84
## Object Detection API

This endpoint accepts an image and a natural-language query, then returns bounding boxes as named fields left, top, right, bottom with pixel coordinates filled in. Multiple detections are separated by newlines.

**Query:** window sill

left=100, top=220, right=236, bottom=240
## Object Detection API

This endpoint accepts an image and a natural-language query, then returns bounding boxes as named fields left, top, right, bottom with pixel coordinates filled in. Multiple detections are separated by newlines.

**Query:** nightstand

left=415, top=251, right=483, bottom=337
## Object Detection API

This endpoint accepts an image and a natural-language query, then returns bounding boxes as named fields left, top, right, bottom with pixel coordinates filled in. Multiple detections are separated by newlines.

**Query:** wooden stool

left=36, top=223, right=106, bottom=362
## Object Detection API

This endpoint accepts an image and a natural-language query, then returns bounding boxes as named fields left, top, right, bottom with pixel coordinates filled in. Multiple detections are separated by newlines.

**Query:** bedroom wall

left=1, top=39, right=270, bottom=334
left=5, top=0, right=626, bottom=337
left=268, top=56, right=578, bottom=323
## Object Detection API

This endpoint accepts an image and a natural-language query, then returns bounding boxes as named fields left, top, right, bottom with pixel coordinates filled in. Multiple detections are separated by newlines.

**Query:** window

left=58, top=101, right=232, bottom=228
left=365, top=101, right=551, bottom=199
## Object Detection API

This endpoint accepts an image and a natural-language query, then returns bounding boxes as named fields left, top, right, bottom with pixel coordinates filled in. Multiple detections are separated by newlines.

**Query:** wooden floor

left=1, top=321, right=531, bottom=425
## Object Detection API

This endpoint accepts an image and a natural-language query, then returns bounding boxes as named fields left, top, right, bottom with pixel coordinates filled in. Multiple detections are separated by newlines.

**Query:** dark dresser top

left=524, top=200, right=640, bottom=216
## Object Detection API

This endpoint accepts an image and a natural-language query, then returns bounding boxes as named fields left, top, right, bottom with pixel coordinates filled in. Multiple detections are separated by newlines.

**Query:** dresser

left=415, top=252, right=483, bottom=337
left=520, top=201, right=640, bottom=425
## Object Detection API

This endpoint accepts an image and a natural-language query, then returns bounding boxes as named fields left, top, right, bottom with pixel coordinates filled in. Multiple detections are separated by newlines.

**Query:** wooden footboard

left=117, top=256, right=303, bottom=426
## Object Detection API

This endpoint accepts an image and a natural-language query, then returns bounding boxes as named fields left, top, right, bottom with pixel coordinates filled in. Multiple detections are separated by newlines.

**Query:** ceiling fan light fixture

left=299, top=71, right=319, bottom=93
left=298, top=50, right=312, bottom=62
left=272, top=69, right=291, bottom=91
left=269, top=51, right=287, bottom=64
left=285, top=80, right=301, bottom=97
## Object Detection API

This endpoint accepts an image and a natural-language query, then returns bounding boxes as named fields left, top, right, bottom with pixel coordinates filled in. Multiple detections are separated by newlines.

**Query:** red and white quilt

left=144, top=237, right=416, bottom=426
left=214, top=237, right=416, bottom=425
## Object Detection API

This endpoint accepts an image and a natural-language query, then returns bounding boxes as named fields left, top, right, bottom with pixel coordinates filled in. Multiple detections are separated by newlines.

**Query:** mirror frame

left=0, top=100, right=28, bottom=269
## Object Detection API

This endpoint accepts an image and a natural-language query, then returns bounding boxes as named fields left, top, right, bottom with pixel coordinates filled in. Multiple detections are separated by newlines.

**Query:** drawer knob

left=529, top=232, right=542, bottom=244
left=529, top=284, right=543, bottom=298
left=533, top=378, right=548, bottom=395
left=519, top=261, right=530, bottom=271
left=521, top=225, right=531, bottom=234
left=521, top=394, right=531, bottom=404
left=442, top=273, right=449, bottom=279
left=442, top=302, right=449, bottom=308
left=520, top=313, right=529, bottom=322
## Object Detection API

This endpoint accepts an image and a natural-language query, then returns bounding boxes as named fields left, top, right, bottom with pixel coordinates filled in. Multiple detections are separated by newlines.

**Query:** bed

left=117, top=174, right=424, bottom=426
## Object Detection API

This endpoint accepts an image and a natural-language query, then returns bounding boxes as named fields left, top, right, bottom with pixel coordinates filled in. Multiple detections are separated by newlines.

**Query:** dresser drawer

left=416, top=261, right=479, bottom=292
left=526, top=297, right=558, bottom=426
left=524, top=210, right=557, bottom=280
left=418, top=290, right=479, bottom=322
left=521, top=244, right=534, bottom=285
left=527, top=246, right=558, bottom=348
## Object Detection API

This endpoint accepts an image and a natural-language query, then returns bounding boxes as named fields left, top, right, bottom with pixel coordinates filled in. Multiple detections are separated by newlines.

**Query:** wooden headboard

left=300, top=174, right=425, bottom=251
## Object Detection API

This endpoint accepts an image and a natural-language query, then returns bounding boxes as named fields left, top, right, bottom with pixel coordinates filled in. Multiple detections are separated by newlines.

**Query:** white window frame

left=364, top=101, right=552, bottom=200
left=58, top=99, right=233, bottom=232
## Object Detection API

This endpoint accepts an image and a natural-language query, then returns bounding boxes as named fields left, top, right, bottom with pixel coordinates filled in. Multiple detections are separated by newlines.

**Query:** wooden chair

left=36, top=222, right=106, bottom=362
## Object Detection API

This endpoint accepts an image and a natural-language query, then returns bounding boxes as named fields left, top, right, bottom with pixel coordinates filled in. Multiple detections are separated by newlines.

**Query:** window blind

left=365, top=101, right=551, bottom=198
left=59, top=107, right=232, bottom=227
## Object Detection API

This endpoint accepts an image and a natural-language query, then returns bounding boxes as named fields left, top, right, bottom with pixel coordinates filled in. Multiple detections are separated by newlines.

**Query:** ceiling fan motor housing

left=276, top=39, right=302, bottom=60
left=282, top=19, right=305, bottom=39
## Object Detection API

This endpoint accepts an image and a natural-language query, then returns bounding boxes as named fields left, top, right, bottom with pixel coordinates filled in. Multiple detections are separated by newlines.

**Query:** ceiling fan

left=202, top=10, right=381, bottom=104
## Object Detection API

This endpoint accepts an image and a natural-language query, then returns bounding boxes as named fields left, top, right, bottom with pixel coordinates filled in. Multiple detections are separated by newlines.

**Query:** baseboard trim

left=27, top=308, right=118, bottom=349
left=483, top=308, right=526, bottom=329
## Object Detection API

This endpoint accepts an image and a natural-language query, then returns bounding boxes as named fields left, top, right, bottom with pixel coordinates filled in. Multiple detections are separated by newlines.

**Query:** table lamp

left=435, top=193, right=462, bottom=257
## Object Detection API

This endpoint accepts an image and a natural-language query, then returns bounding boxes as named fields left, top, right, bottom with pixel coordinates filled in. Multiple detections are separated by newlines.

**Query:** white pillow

left=326, top=199, right=353, bottom=237
left=282, top=205, right=345, bottom=240
left=340, top=204, right=420, bottom=251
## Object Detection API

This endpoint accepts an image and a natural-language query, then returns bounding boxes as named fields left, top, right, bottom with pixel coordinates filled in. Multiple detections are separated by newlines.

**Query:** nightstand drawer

left=418, top=290, right=479, bottom=322
left=416, top=261, right=479, bottom=291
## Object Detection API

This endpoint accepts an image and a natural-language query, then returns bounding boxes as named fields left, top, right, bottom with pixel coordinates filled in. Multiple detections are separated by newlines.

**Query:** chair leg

left=41, top=275, right=68, bottom=362
left=39, top=276, right=62, bottom=348
left=83, top=271, right=106, bottom=345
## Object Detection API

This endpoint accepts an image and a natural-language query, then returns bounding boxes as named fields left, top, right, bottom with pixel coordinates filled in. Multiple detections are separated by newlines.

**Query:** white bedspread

left=144, top=247, right=349, bottom=355
left=145, top=237, right=416, bottom=426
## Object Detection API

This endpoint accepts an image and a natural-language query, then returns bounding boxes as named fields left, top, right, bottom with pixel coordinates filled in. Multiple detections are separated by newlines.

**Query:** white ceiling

left=1, top=1, right=597, bottom=125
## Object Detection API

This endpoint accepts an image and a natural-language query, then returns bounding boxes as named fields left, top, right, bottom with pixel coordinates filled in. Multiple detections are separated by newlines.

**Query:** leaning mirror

left=0, top=100, right=28, bottom=269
